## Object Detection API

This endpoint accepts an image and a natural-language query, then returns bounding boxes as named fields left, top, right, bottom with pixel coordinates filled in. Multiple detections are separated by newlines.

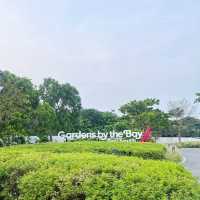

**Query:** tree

left=0, top=78, right=32, bottom=144
left=39, top=78, right=81, bottom=132
left=138, top=110, right=170, bottom=136
left=0, top=71, right=40, bottom=144
left=80, top=109, right=118, bottom=132
left=168, top=99, right=195, bottom=142
left=179, top=117, right=200, bottom=137
left=101, top=111, right=118, bottom=132
left=32, top=102, right=57, bottom=139
left=120, top=99, right=170, bottom=136
left=0, top=71, right=39, bottom=109
left=120, top=98, right=160, bottom=117
left=113, top=117, right=130, bottom=132
left=80, top=109, right=104, bottom=132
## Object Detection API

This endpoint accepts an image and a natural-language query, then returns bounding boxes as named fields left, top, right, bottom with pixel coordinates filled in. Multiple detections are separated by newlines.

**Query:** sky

left=0, top=0, right=200, bottom=113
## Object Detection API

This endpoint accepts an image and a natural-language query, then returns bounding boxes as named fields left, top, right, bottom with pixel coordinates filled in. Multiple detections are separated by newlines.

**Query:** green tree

left=179, top=117, right=200, bottom=137
left=39, top=78, right=81, bottom=132
left=80, top=109, right=105, bottom=132
left=120, top=98, right=160, bottom=117
left=32, top=102, right=57, bottom=139
left=80, top=109, right=118, bottom=132
left=0, top=71, right=40, bottom=144
left=113, top=117, right=130, bottom=132
left=0, top=71, right=39, bottom=108
left=0, top=78, right=32, bottom=143
left=120, top=99, right=170, bottom=136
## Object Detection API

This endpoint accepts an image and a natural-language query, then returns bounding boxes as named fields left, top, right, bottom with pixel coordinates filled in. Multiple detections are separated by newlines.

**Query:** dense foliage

left=39, top=78, right=81, bottom=132
left=0, top=142, right=199, bottom=200
left=119, top=99, right=170, bottom=135
left=177, top=141, right=200, bottom=148
left=0, top=71, right=82, bottom=145
left=1, top=70, right=200, bottom=145
left=6, top=141, right=167, bottom=160
left=80, top=109, right=118, bottom=132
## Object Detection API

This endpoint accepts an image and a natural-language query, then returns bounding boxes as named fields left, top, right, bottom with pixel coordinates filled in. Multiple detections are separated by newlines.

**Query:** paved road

left=181, top=148, right=200, bottom=180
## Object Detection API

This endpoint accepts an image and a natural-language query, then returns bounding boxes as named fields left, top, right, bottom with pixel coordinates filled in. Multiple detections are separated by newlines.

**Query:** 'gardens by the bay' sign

left=58, top=128, right=152, bottom=142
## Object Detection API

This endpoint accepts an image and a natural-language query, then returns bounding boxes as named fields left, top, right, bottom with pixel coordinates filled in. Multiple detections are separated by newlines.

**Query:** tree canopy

left=0, top=70, right=200, bottom=145
left=119, top=98, right=170, bottom=135
left=39, top=78, right=81, bottom=132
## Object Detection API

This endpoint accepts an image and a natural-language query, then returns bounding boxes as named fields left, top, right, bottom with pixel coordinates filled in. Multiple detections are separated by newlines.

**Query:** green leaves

left=80, top=109, right=118, bottom=132
left=120, top=98, right=160, bottom=116
left=39, top=78, right=82, bottom=132
left=119, top=99, right=170, bottom=135
left=32, top=102, right=57, bottom=137
left=0, top=142, right=200, bottom=200
left=0, top=71, right=82, bottom=144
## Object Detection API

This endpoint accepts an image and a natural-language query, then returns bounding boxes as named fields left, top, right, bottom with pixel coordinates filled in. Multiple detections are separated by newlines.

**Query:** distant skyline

left=0, top=0, right=200, bottom=114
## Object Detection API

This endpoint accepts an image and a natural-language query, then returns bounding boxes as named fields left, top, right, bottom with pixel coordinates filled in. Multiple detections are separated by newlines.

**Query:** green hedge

left=177, top=141, right=200, bottom=148
left=4, top=141, right=166, bottom=160
left=0, top=150, right=199, bottom=200
left=0, top=142, right=199, bottom=199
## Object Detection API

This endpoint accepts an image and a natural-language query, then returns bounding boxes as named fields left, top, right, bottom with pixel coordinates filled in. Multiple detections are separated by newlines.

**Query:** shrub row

left=0, top=149, right=199, bottom=200
left=5, top=141, right=167, bottom=160
left=177, top=141, right=200, bottom=148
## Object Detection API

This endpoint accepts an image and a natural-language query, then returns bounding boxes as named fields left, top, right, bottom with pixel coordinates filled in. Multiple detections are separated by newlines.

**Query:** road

left=181, top=148, right=200, bottom=180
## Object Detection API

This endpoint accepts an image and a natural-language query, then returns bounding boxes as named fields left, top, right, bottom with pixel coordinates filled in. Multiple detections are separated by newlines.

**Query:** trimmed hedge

left=0, top=150, right=199, bottom=200
left=0, top=142, right=199, bottom=199
left=177, top=141, right=200, bottom=148
left=4, top=141, right=167, bottom=160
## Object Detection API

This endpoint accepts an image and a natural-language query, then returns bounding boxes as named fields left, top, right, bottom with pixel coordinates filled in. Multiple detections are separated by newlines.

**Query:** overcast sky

left=0, top=0, right=200, bottom=112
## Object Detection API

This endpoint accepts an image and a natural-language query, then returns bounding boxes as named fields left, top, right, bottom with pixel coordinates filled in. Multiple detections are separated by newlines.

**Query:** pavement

left=181, top=148, right=200, bottom=180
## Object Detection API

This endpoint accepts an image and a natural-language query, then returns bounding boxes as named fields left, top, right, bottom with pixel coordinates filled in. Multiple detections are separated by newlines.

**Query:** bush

left=177, top=141, right=200, bottom=148
left=0, top=149, right=199, bottom=200
left=0, top=142, right=200, bottom=200
left=12, top=136, right=26, bottom=144
left=39, top=135, right=49, bottom=143
left=6, top=141, right=167, bottom=160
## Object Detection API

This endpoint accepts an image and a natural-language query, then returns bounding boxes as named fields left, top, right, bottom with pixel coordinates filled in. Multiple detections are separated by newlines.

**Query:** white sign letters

left=58, top=130, right=143, bottom=141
